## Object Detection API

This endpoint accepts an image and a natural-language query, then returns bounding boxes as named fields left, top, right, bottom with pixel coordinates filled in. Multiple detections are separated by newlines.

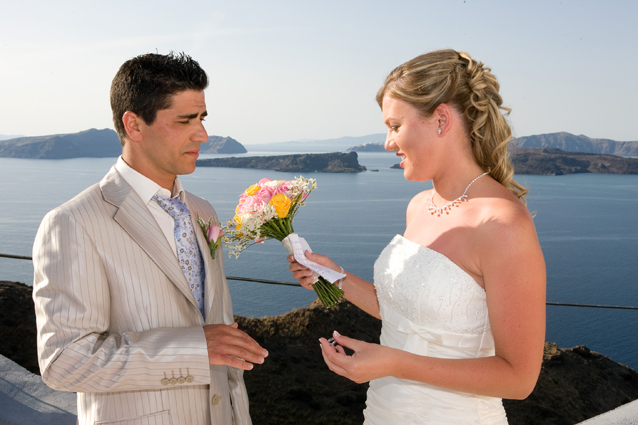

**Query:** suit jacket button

left=161, top=378, right=169, bottom=386
left=185, top=375, right=194, bottom=383
left=177, top=376, right=186, bottom=384
left=211, top=394, right=221, bottom=405
left=169, top=378, right=177, bottom=385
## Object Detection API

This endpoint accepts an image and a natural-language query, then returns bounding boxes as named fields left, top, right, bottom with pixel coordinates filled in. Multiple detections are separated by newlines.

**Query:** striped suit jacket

left=32, top=166, right=251, bottom=425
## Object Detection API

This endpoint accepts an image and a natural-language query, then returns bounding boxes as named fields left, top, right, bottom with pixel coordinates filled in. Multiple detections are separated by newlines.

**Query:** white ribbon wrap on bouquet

left=282, top=233, right=346, bottom=284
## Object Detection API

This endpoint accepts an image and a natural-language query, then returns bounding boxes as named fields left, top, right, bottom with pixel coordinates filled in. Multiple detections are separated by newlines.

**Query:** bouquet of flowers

left=223, top=176, right=345, bottom=307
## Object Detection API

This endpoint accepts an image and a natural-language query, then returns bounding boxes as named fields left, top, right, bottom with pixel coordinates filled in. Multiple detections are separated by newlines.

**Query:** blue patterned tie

left=152, top=194, right=205, bottom=317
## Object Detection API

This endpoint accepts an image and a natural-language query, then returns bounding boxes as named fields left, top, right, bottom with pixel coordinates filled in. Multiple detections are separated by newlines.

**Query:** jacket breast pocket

left=94, top=410, right=172, bottom=425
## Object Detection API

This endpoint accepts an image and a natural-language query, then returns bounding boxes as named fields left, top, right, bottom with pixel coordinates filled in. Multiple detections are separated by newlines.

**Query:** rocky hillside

left=196, top=152, right=366, bottom=173
left=0, top=281, right=39, bottom=374
left=0, top=129, right=247, bottom=158
left=2, top=280, right=638, bottom=424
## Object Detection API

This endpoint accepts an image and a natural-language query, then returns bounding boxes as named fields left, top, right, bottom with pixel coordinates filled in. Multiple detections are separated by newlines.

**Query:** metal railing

left=2, top=252, right=637, bottom=310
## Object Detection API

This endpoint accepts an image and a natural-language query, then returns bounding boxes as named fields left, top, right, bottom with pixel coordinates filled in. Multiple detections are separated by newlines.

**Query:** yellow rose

left=269, top=193, right=291, bottom=218
left=245, top=184, right=261, bottom=196
left=234, top=214, right=242, bottom=230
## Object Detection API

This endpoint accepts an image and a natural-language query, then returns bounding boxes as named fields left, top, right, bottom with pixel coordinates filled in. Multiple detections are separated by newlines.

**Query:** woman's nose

left=384, top=132, right=395, bottom=151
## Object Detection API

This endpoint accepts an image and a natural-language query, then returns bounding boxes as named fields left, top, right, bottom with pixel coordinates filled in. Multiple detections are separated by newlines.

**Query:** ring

left=327, top=337, right=336, bottom=346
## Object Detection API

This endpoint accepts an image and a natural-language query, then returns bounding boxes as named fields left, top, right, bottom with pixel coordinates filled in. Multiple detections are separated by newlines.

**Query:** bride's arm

left=287, top=252, right=381, bottom=319
left=320, top=206, right=546, bottom=400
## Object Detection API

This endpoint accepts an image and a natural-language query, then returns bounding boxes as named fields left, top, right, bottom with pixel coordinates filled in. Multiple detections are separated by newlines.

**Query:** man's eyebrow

left=178, top=111, right=208, bottom=119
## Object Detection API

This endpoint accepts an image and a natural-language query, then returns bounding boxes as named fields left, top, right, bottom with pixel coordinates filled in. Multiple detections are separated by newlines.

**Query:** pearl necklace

left=427, top=172, right=489, bottom=217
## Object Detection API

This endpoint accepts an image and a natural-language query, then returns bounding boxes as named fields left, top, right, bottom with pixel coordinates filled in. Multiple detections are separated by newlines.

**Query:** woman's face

left=382, top=95, right=441, bottom=182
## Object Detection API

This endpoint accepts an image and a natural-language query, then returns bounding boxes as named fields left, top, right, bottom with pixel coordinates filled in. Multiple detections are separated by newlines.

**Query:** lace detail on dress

left=365, top=235, right=507, bottom=425
left=374, top=235, right=490, bottom=335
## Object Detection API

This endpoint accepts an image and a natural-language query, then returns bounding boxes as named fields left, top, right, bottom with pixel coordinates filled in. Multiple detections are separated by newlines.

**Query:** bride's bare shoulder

left=473, top=187, right=540, bottom=254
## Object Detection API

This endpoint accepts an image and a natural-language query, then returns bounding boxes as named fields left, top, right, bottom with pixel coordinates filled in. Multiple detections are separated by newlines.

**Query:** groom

left=32, top=52, right=267, bottom=425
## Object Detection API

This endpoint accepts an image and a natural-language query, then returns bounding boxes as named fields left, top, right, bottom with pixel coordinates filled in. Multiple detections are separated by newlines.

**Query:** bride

left=288, top=49, right=546, bottom=424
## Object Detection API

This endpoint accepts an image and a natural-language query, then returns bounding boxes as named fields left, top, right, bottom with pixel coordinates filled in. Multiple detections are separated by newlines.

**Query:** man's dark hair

left=110, top=52, right=208, bottom=145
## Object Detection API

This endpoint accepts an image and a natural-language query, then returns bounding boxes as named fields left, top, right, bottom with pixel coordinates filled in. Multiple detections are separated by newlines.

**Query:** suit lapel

left=100, top=167, right=200, bottom=313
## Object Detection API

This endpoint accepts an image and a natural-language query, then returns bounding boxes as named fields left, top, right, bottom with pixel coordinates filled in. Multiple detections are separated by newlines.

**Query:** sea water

left=0, top=153, right=637, bottom=370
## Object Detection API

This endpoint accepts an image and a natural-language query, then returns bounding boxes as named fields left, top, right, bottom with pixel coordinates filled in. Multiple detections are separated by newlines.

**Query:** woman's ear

left=434, top=103, right=454, bottom=137
left=122, top=111, right=143, bottom=142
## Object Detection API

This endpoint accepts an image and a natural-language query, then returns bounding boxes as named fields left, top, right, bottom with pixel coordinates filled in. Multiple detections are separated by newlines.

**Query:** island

left=349, top=132, right=638, bottom=157
left=0, top=129, right=247, bottom=159
left=347, top=142, right=387, bottom=152
left=200, top=135, right=247, bottom=154
left=510, top=147, right=638, bottom=175
left=0, top=128, right=122, bottom=159
left=511, top=132, right=638, bottom=156
left=196, top=151, right=366, bottom=173
left=390, top=147, right=638, bottom=175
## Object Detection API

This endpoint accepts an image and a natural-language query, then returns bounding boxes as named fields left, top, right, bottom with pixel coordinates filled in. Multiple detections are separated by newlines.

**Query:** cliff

left=2, top=280, right=637, bottom=425
left=196, top=152, right=366, bottom=173
left=0, top=129, right=247, bottom=158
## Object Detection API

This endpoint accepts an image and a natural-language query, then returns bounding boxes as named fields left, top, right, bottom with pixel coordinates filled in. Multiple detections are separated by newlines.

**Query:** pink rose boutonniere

left=197, top=217, right=223, bottom=260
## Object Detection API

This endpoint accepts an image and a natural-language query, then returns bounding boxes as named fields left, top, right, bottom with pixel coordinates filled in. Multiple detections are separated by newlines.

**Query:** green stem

left=312, top=276, right=344, bottom=308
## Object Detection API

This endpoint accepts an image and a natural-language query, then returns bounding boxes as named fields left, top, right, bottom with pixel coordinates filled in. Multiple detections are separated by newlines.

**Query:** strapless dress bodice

left=363, top=235, right=508, bottom=424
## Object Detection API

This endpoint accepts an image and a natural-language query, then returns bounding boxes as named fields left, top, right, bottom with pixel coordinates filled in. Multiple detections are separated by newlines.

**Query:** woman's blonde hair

left=377, top=49, right=527, bottom=203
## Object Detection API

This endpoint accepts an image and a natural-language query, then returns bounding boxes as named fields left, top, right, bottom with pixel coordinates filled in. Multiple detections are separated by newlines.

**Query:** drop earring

left=438, top=129, right=442, bottom=135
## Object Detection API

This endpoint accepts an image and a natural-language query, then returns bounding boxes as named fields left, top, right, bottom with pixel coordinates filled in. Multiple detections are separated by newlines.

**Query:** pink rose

left=258, top=178, right=272, bottom=185
left=206, top=225, right=222, bottom=242
left=253, top=185, right=275, bottom=204
left=237, top=196, right=264, bottom=215
left=274, top=181, right=291, bottom=196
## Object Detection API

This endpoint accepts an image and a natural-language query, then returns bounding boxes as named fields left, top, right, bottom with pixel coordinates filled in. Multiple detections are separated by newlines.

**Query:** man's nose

left=196, top=120, right=208, bottom=143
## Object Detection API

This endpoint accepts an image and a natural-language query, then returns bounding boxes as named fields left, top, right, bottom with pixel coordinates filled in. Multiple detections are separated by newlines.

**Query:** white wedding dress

left=363, top=235, right=508, bottom=424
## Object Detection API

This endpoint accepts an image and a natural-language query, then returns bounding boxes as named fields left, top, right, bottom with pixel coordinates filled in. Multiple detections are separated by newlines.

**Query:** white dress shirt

left=115, top=156, right=185, bottom=257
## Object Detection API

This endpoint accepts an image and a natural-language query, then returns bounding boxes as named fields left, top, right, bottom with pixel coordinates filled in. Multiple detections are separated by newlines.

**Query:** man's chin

left=176, top=163, right=198, bottom=176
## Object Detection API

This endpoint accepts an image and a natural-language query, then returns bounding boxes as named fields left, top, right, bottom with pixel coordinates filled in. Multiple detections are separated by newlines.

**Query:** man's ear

left=122, top=111, right=143, bottom=142
left=434, top=103, right=454, bottom=137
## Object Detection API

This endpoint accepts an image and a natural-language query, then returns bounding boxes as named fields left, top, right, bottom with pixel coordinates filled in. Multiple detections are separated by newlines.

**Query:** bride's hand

left=287, top=251, right=339, bottom=290
left=319, top=331, right=395, bottom=384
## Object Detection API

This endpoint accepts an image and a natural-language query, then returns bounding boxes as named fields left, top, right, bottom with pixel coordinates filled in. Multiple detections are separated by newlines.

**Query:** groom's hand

left=204, top=322, right=268, bottom=370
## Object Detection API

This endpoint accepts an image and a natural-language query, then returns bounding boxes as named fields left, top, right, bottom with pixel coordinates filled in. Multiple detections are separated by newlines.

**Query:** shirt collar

left=115, top=156, right=185, bottom=203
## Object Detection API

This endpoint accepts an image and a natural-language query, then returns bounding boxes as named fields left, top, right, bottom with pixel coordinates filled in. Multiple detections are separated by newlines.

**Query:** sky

left=1, top=0, right=637, bottom=144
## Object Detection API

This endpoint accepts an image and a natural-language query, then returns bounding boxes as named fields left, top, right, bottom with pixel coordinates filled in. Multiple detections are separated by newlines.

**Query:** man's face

left=136, top=89, right=208, bottom=186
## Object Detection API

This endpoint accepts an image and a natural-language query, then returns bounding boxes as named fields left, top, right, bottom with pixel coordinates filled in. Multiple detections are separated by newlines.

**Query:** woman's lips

left=397, top=152, right=406, bottom=167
